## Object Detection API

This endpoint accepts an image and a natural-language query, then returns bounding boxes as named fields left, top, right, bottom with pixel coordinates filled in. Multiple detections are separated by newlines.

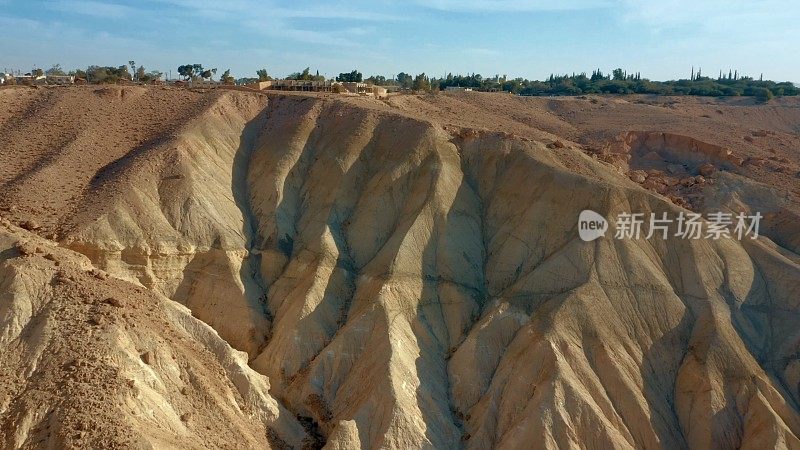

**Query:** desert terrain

left=1, top=85, right=800, bottom=449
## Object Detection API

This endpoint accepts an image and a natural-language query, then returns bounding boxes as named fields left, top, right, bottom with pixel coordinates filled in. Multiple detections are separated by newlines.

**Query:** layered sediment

left=1, top=86, right=800, bottom=448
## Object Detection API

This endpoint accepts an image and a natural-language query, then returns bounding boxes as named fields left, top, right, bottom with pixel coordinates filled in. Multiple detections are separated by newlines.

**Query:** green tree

left=755, top=87, right=774, bottom=103
left=413, top=73, right=431, bottom=92
left=192, top=64, right=203, bottom=79
left=366, top=75, right=388, bottom=85
left=177, top=64, right=205, bottom=81
left=256, top=69, right=271, bottom=81
left=136, top=65, right=146, bottom=82
left=87, top=65, right=108, bottom=83
left=396, top=72, right=413, bottom=89
left=336, top=69, right=363, bottom=82
left=287, top=67, right=315, bottom=81
left=69, top=68, right=87, bottom=79
left=221, top=69, right=235, bottom=84
left=119, top=65, right=132, bottom=81
left=199, top=68, right=216, bottom=81
left=143, top=70, right=163, bottom=83
left=177, top=64, right=192, bottom=80
left=84, top=65, right=131, bottom=84
left=45, top=64, right=65, bottom=76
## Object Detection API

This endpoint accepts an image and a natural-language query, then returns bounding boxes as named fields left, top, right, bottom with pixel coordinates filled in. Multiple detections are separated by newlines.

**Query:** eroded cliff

left=1, top=86, right=800, bottom=448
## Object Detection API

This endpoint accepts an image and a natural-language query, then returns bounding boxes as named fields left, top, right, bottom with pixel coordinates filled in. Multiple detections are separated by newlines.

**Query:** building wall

left=246, top=81, right=273, bottom=90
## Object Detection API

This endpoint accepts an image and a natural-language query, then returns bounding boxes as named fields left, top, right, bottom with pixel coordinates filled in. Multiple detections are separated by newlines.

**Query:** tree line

left=3, top=61, right=165, bottom=84
left=415, top=68, right=797, bottom=100
left=262, top=66, right=797, bottom=100
left=8, top=62, right=797, bottom=101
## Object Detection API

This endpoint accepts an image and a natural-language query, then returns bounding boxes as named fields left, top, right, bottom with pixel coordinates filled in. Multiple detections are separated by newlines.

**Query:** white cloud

left=46, top=0, right=133, bottom=18
left=270, top=7, right=404, bottom=22
left=150, top=0, right=402, bottom=22
left=620, top=0, right=800, bottom=32
left=141, top=0, right=398, bottom=50
left=417, top=0, right=613, bottom=12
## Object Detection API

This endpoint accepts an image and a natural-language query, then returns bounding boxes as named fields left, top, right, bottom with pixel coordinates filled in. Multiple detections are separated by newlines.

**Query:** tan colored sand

left=1, top=85, right=800, bottom=448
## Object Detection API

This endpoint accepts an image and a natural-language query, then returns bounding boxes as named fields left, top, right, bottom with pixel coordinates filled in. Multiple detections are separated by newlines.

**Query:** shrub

left=755, top=87, right=774, bottom=103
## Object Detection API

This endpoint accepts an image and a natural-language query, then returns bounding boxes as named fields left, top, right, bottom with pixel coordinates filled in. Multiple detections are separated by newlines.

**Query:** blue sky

left=1, top=0, right=798, bottom=81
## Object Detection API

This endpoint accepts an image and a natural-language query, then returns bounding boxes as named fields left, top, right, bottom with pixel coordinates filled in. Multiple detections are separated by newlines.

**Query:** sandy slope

left=0, top=220, right=306, bottom=448
left=1, top=85, right=800, bottom=448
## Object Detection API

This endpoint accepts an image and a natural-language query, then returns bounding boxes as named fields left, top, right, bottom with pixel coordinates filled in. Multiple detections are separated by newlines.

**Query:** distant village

left=2, top=64, right=794, bottom=100
left=241, top=79, right=390, bottom=98
left=0, top=71, right=403, bottom=99
left=2, top=72, right=79, bottom=86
